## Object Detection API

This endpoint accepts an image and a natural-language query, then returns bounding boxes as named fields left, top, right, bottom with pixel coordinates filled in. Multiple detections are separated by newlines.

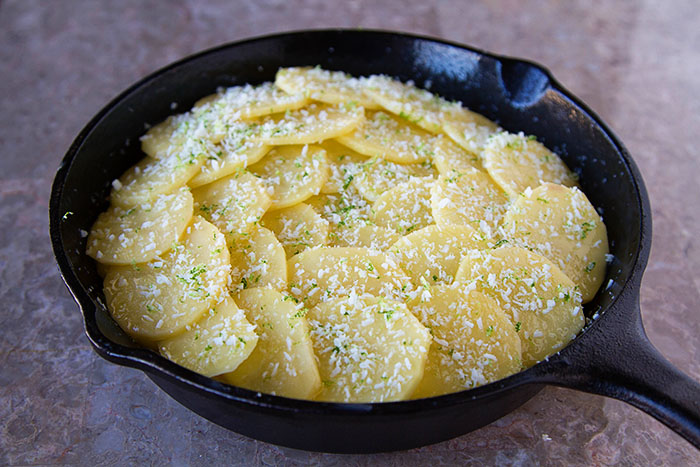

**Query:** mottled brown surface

left=1, top=0, right=699, bottom=464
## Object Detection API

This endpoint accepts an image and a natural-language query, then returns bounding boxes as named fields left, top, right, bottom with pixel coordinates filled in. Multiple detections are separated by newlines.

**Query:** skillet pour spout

left=49, top=29, right=700, bottom=453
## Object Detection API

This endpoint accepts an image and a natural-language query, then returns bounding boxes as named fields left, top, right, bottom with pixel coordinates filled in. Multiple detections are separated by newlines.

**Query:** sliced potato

left=248, top=145, right=329, bottom=210
left=275, top=66, right=379, bottom=109
left=308, top=294, right=431, bottom=402
left=482, top=131, right=578, bottom=198
left=305, top=188, right=372, bottom=227
left=287, top=247, right=414, bottom=307
left=140, top=112, right=197, bottom=159
left=431, top=168, right=510, bottom=238
left=87, top=187, right=193, bottom=265
left=336, top=111, right=436, bottom=164
left=389, top=224, right=484, bottom=287
left=454, top=246, right=585, bottom=366
left=222, top=287, right=321, bottom=399
left=351, top=156, right=436, bottom=202
left=329, top=223, right=400, bottom=251
left=371, top=177, right=434, bottom=234
left=317, top=140, right=367, bottom=194
left=228, top=226, right=287, bottom=292
left=158, top=295, right=257, bottom=377
left=432, top=136, right=483, bottom=174
left=250, top=103, right=364, bottom=145
left=442, top=109, right=499, bottom=157
left=501, top=183, right=608, bottom=302
left=409, top=287, right=521, bottom=398
left=191, top=170, right=271, bottom=236
left=103, top=216, right=231, bottom=342
left=261, top=203, right=329, bottom=257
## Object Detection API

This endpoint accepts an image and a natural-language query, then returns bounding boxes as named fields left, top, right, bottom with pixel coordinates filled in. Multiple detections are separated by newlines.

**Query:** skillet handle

left=537, top=294, right=700, bottom=449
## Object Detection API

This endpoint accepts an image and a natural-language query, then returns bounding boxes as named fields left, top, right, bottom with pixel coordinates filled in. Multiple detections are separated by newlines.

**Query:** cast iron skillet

left=49, top=29, right=700, bottom=453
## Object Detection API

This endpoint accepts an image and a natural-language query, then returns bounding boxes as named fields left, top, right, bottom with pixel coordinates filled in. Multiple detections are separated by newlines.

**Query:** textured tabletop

left=1, top=0, right=699, bottom=465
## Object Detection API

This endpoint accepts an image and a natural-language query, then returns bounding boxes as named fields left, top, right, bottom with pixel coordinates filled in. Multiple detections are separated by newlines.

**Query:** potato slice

left=87, top=187, right=193, bottom=265
left=442, top=109, right=499, bottom=157
left=275, top=66, right=379, bottom=109
left=317, top=140, right=366, bottom=194
left=389, top=224, right=484, bottom=287
left=222, top=287, right=321, bottom=399
left=431, top=136, right=483, bottom=174
left=336, top=111, right=436, bottom=164
left=431, top=168, right=510, bottom=238
left=351, top=156, right=436, bottom=202
left=103, top=216, right=231, bottom=342
left=306, top=188, right=372, bottom=227
left=501, top=183, right=608, bottom=302
left=250, top=103, right=364, bottom=145
left=192, top=170, right=271, bottom=236
left=329, top=223, right=400, bottom=251
left=140, top=112, right=196, bottom=159
left=248, top=145, right=329, bottom=210
left=287, top=247, right=414, bottom=307
left=261, top=203, right=329, bottom=257
left=308, top=294, right=431, bottom=402
left=409, top=287, right=521, bottom=398
left=371, top=177, right=434, bottom=234
left=482, top=132, right=578, bottom=198
left=158, top=295, right=258, bottom=377
left=455, top=246, right=585, bottom=366
left=228, top=227, right=287, bottom=292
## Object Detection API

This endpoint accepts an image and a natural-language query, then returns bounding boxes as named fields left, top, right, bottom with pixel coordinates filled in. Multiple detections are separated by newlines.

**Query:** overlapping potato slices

left=308, top=294, right=431, bottom=402
left=221, top=287, right=321, bottom=399
left=501, top=183, right=608, bottom=302
left=92, top=67, right=609, bottom=401
left=455, top=247, right=585, bottom=366
left=409, top=287, right=521, bottom=398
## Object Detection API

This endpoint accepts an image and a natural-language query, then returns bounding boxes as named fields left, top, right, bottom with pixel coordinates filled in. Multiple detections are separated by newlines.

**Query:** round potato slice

left=87, top=187, right=193, bottom=265
left=371, top=177, right=434, bottom=234
left=306, top=188, right=372, bottom=227
left=329, top=223, right=400, bottom=251
left=250, top=103, right=364, bottom=146
left=261, top=203, right=329, bottom=257
left=192, top=170, right=271, bottom=236
left=248, top=145, right=329, bottom=210
left=431, top=136, right=483, bottom=174
left=287, top=247, right=414, bottom=307
left=336, top=111, right=436, bottom=164
left=222, top=287, right=321, bottom=400
left=454, top=246, right=585, bottom=366
left=441, top=109, right=499, bottom=157
left=317, top=140, right=367, bottom=194
left=352, top=156, right=436, bottom=202
left=308, top=294, right=431, bottom=402
left=275, top=66, right=379, bottom=109
left=228, top=227, right=287, bottom=293
left=431, top=168, right=510, bottom=238
left=501, top=183, right=608, bottom=303
left=140, top=112, right=196, bottom=159
left=158, top=295, right=258, bottom=377
left=103, top=216, right=231, bottom=342
left=482, top=131, right=578, bottom=198
left=409, top=287, right=522, bottom=398
left=389, top=224, right=484, bottom=288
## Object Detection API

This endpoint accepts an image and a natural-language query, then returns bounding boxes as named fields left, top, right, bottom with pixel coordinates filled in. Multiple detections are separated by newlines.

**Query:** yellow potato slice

left=222, top=287, right=321, bottom=399
left=409, top=287, right=522, bottom=398
left=275, top=66, right=379, bottom=109
left=482, top=132, right=578, bottom=198
left=250, top=103, right=364, bottom=145
left=140, top=112, right=196, bottom=159
left=317, top=140, right=366, bottom=194
left=287, top=247, right=414, bottom=307
left=306, top=188, right=372, bottom=227
left=158, top=295, right=258, bottom=377
left=442, top=109, right=499, bottom=157
left=455, top=246, right=585, bottom=366
left=248, top=145, right=329, bottom=210
left=261, top=203, right=329, bottom=257
left=431, top=168, right=510, bottom=238
left=308, top=294, right=431, bottom=402
left=431, top=136, right=483, bottom=174
left=389, top=224, right=484, bottom=287
left=103, top=216, right=231, bottom=342
left=191, top=170, right=271, bottom=236
left=351, top=156, right=436, bottom=202
left=87, top=187, right=193, bottom=265
left=228, top=227, right=287, bottom=292
left=335, top=111, right=435, bottom=164
left=329, top=223, right=400, bottom=251
left=502, top=183, right=608, bottom=303
left=371, top=177, right=434, bottom=234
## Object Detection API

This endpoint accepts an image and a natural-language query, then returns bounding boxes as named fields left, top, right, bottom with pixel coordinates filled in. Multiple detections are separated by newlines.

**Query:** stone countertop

left=1, top=0, right=698, bottom=464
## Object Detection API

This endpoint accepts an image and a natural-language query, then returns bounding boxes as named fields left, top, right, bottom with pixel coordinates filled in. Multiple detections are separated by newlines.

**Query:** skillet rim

left=49, top=28, right=650, bottom=416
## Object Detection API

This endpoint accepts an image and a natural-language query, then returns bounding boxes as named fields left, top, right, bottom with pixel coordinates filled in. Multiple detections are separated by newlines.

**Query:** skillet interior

left=50, top=30, right=647, bottom=453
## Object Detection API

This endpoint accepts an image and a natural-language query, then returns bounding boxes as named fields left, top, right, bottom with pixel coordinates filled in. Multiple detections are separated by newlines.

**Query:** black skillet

left=49, top=30, right=700, bottom=453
